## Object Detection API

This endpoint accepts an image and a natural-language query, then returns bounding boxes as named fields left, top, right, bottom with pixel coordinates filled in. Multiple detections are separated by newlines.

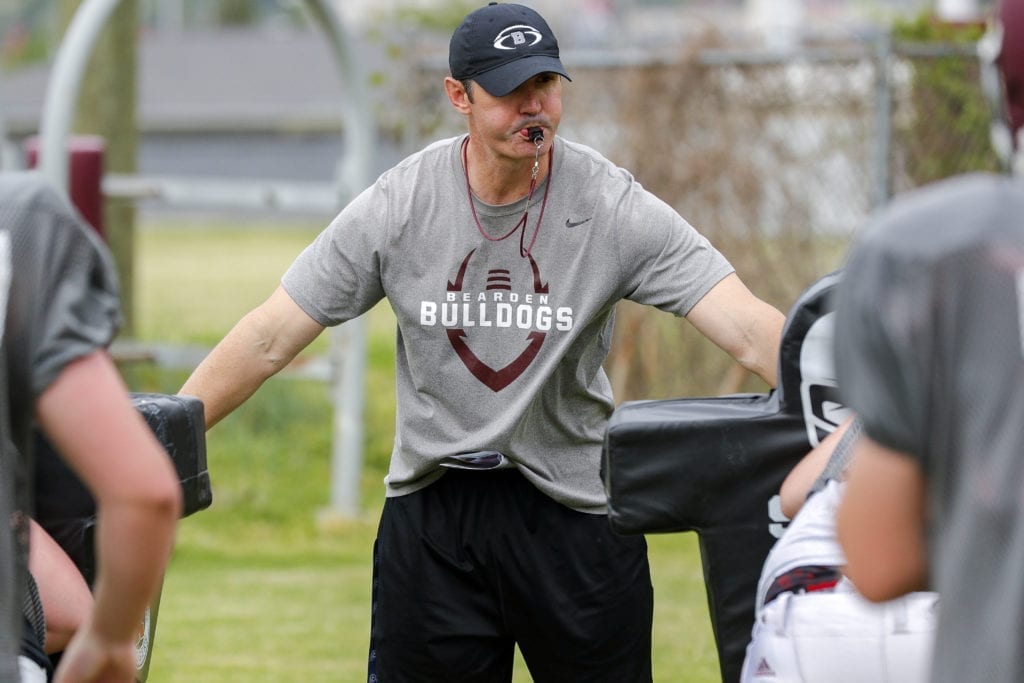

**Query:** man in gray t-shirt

left=835, top=2, right=1024, bottom=680
left=181, top=3, right=785, bottom=680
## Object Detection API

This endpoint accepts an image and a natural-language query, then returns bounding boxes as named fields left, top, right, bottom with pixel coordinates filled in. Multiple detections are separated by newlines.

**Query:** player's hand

left=52, top=625, right=138, bottom=683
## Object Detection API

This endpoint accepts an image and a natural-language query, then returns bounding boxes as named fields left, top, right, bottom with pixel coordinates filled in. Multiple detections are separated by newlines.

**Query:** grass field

left=133, top=216, right=722, bottom=682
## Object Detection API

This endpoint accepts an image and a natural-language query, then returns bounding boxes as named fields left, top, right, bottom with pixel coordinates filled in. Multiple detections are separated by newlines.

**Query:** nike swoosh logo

left=565, top=217, right=592, bottom=228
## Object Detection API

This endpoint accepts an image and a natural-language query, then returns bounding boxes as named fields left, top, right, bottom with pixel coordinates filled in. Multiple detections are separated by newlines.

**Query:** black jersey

left=0, top=172, right=121, bottom=677
left=835, top=173, right=1024, bottom=683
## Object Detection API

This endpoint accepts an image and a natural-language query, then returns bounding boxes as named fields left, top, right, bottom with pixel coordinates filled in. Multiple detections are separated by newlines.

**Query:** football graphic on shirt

left=419, top=245, right=573, bottom=391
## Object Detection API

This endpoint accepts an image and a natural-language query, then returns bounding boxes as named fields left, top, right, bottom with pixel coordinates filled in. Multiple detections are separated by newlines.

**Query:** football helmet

left=980, top=0, right=1024, bottom=172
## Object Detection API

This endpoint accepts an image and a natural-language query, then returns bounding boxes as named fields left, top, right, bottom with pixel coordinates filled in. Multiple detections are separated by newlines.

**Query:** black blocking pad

left=601, top=272, right=843, bottom=683
left=34, top=392, right=211, bottom=582
left=32, top=392, right=211, bottom=681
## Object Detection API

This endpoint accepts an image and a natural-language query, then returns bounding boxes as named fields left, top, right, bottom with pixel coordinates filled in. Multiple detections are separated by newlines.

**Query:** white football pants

left=740, top=582, right=938, bottom=683
left=18, top=655, right=46, bottom=683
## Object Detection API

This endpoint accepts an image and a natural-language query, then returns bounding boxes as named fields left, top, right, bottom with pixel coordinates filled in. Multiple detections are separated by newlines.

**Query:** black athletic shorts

left=367, top=468, right=653, bottom=682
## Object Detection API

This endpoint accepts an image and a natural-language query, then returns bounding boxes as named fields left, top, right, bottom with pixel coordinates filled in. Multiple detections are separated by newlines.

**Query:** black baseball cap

left=449, top=2, right=571, bottom=97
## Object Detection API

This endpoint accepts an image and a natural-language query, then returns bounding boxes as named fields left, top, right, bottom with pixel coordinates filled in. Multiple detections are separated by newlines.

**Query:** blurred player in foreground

left=835, top=1, right=1024, bottom=681
left=0, top=172, right=181, bottom=682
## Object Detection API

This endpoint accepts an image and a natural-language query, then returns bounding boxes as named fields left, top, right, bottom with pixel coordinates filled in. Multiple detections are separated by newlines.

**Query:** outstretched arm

left=836, top=434, right=929, bottom=602
left=685, top=273, right=786, bottom=388
left=36, top=350, right=182, bottom=683
left=180, top=285, right=325, bottom=429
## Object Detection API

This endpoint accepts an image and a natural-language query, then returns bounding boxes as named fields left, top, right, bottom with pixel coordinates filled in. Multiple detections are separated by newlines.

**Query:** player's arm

left=180, top=285, right=325, bottom=429
left=35, top=350, right=182, bottom=683
left=685, top=273, right=786, bottom=388
left=779, top=415, right=856, bottom=518
left=28, top=518, right=93, bottom=653
left=836, top=434, right=929, bottom=602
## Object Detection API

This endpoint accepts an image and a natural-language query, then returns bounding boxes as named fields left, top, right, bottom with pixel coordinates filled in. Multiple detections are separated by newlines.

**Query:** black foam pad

left=34, top=392, right=211, bottom=583
left=35, top=393, right=210, bottom=508
left=601, top=271, right=843, bottom=682
left=133, top=392, right=212, bottom=517
left=32, top=392, right=210, bottom=681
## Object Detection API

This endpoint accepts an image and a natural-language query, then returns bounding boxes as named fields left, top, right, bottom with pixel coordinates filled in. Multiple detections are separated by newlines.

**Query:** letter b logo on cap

left=494, top=25, right=542, bottom=50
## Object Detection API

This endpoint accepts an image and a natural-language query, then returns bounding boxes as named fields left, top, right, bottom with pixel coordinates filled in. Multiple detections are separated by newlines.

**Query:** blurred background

left=0, top=0, right=1000, bottom=401
left=0, top=2, right=1003, bottom=679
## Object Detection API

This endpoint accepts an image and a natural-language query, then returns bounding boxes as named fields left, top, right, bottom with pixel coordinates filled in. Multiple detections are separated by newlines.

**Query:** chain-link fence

left=404, top=30, right=999, bottom=401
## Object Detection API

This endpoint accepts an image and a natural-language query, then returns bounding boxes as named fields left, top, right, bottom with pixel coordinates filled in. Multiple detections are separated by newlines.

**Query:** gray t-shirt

left=0, top=172, right=121, bottom=678
left=283, top=135, right=733, bottom=512
left=835, top=173, right=1024, bottom=683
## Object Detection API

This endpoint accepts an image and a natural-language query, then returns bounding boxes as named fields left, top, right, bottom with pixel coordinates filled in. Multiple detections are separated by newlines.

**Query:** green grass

left=135, top=218, right=327, bottom=348
left=133, top=217, right=720, bottom=682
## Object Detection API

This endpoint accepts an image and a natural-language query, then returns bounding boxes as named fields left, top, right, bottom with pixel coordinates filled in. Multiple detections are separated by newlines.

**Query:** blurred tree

left=218, top=0, right=255, bottom=26
left=1, top=0, right=53, bottom=68
left=891, top=13, right=1000, bottom=188
left=58, top=0, right=138, bottom=335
